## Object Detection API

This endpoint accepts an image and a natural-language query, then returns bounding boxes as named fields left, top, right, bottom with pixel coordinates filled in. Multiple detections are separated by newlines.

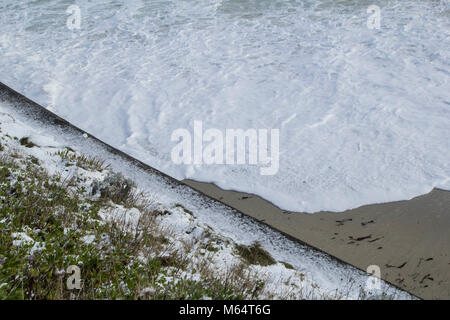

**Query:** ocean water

left=0, top=0, right=449, bottom=212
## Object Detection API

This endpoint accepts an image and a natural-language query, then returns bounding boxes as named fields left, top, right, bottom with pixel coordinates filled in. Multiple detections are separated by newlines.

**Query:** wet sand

left=184, top=180, right=450, bottom=299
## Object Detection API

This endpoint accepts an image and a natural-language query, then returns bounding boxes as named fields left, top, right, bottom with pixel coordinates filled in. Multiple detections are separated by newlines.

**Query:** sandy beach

left=184, top=180, right=450, bottom=299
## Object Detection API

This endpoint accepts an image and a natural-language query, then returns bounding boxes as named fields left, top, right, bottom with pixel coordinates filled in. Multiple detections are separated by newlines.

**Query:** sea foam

left=0, top=0, right=449, bottom=212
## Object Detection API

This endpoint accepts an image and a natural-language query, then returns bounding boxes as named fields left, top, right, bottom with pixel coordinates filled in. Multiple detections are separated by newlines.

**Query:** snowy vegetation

left=0, top=128, right=357, bottom=300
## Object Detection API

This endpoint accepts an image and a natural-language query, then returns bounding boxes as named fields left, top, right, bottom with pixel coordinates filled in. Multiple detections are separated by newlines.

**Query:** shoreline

left=184, top=179, right=450, bottom=299
left=1, top=82, right=415, bottom=299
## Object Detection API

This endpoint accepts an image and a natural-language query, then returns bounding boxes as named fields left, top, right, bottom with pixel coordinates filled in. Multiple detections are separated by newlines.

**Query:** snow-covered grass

left=0, top=137, right=269, bottom=299
left=0, top=105, right=414, bottom=300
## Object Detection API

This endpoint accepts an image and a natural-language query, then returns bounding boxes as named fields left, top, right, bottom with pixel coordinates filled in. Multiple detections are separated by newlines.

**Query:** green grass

left=19, top=137, right=36, bottom=148
left=280, top=261, right=295, bottom=270
left=235, top=242, right=276, bottom=267
left=0, top=151, right=264, bottom=300
left=54, top=149, right=109, bottom=172
left=174, top=203, right=194, bottom=216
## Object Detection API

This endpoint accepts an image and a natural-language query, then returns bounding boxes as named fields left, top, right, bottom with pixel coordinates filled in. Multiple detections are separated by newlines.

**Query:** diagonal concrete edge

left=0, top=81, right=418, bottom=299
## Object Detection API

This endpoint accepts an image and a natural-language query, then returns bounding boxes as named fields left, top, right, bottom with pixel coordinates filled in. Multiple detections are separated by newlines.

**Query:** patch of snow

left=11, top=232, right=34, bottom=246
left=81, top=235, right=96, bottom=245
left=11, top=232, right=45, bottom=254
